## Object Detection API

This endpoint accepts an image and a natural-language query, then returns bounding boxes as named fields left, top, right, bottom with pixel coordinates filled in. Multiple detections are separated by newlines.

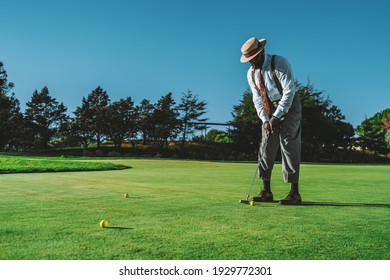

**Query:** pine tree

left=24, top=86, right=68, bottom=149
left=177, top=90, right=208, bottom=147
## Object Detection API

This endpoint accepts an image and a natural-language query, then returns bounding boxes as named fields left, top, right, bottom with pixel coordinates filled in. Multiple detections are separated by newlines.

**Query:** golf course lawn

left=0, top=157, right=389, bottom=260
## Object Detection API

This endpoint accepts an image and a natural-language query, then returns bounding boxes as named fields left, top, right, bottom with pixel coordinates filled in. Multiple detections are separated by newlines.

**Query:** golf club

left=239, top=137, right=269, bottom=204
left=239, top=161, right=260, bottom=204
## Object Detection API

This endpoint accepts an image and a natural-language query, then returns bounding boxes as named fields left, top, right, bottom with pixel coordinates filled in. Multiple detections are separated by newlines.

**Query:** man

left=240, top=37, right=302, bottom=205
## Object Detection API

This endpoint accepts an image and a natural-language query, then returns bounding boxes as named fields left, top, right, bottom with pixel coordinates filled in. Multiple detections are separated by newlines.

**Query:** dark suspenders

left=271, top=55, right=283, bottom=95
left=251, top=55, right=283, bottom=100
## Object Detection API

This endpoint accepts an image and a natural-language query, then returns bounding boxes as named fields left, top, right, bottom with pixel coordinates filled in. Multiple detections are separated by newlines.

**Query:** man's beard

left=252, top=53, right=264, bottom=69
left=253, top=60, right=262, bottom=69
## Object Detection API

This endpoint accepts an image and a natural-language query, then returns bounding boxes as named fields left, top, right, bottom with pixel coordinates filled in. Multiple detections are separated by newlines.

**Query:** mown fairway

left=0, top=157, right=389, bottom=260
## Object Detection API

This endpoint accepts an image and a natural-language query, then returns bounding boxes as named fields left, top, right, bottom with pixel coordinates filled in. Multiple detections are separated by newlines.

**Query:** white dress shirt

left=247, top=53, right=296, bottom=123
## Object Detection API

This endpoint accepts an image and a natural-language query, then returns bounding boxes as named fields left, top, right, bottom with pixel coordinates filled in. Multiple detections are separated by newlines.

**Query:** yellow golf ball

left=250, top=201, right=255, bottom=206
left=100, top=220, right=108, bottom=228
left=124, top=193, right=129, bottom=198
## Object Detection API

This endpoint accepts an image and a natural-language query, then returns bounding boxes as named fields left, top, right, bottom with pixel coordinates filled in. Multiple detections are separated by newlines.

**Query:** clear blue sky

left=2, top=0, right=389, bottom=127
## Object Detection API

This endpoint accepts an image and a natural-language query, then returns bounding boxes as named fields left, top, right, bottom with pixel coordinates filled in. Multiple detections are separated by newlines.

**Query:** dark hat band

left=243, top=43, right=262, bottom=58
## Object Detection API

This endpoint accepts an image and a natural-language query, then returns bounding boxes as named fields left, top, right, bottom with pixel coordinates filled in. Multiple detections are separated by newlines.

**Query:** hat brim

left=240, top=39, right=266, bottom=63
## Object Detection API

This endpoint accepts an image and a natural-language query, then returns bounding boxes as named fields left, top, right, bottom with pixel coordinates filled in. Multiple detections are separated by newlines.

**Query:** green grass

left=0, top=156, right=389, bottom=260
left=0, top=155, right=129, bottom=173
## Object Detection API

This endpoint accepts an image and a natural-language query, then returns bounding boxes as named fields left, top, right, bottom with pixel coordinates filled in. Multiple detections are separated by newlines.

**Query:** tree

left=103, top=97, right=138, bottom=148
left=197, top=129, right=224, bottom=142
left=177, top=90, right=208, bottom=147
left=0, top=61, right=14, bottom=94
left=5, top=95, right=29, bottom=150
left=0, top=61, right=23, bottom=150
left=382, top=110, right=390, bottom=130
left=72, top=86, right=110, bottom=148
left=356, top=109, right=390, bottom=155
left=296, top=80, right=354, bottom=161
left=214, top=132, right=233, bottom=143
left=229, top=89, right=262, bottom=156
left=24, top=87, right=68, bottom=149
left=151, top=92, right=180, bottom=148
left=137, top=99, right=155, bottom=145
left=67, top=114, right=90, bottom=148
left=382, top=110, right=390, bottom=148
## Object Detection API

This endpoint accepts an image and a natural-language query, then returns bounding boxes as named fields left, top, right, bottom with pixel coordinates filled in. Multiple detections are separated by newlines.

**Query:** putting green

left=0, top=158, right=389, bottom=260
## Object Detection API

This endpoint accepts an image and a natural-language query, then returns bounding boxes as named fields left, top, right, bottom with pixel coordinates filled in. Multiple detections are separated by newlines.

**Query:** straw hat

left=240, top=37, right=266, bottom=63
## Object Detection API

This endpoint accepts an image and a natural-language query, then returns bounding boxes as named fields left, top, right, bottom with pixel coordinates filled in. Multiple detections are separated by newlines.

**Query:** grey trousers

left=258, top=93, right=302, bottom=183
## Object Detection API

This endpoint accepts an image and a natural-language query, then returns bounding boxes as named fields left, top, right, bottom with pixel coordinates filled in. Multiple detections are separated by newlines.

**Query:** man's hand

left=264, top=117, right=280, bottom=137
left=263, top=121, right=272, bottom=137
left=270, top=117, right=280, bottom=133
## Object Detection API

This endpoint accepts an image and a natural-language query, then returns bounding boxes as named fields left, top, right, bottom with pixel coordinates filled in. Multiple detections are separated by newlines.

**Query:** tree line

left=1, top=61, right=389, bottom=162
left=1, top=64, right=208, bottom=151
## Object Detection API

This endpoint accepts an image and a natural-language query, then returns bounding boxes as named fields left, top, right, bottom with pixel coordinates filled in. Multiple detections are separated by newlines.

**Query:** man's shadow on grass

left=300, top=202, right=390, bottom=208
left=264, top=201, right=390, bottom=208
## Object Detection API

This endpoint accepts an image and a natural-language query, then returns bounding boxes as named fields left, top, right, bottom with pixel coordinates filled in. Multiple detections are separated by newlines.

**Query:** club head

left=239, top=199, right=250, bottom=205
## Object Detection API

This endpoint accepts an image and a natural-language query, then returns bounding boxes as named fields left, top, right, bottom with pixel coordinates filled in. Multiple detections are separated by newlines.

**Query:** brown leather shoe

left=279, top=192, right=302, bottom=205
left=252, top=189, right=273, bottom=202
